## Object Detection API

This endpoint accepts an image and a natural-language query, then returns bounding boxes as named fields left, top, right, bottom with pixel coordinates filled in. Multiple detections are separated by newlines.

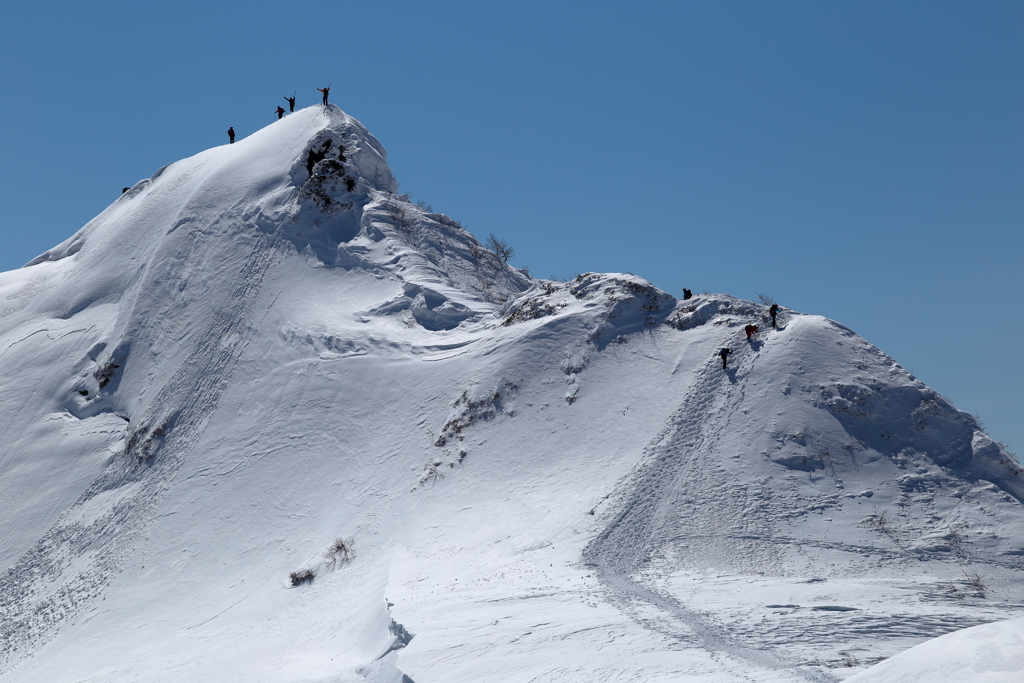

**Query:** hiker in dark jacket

left=745, top=324, right=758, bottom=340
left=719, top=347, right=732, bottom=369
left=276, top=106, right=286, bottom=119
left=683, top=288, right=692, bottom=300
left=769, top=304, right=779, bottom=328
left=228, top=127, right=235, bottom=144
left=318, top=86, right=330, bottom=105
left=284, top=95, right=296, bottom=112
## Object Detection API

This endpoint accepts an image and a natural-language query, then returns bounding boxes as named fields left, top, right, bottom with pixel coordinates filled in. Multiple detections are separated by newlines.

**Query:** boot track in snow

left=584, top=331, right=839, bottom=682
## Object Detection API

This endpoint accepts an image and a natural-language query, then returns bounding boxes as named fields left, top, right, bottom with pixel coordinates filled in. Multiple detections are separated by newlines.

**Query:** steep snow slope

left=846, top=617, right=1024, bottom=682
left=1, top=106, right=1022, bottom=682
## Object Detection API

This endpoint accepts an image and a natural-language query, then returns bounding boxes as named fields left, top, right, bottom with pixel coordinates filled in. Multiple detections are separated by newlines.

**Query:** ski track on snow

left=0, top=232, right=281, bottom=672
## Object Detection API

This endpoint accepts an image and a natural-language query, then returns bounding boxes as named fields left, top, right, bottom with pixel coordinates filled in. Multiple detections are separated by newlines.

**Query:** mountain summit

left=1, top=107, right=1022, bottom=683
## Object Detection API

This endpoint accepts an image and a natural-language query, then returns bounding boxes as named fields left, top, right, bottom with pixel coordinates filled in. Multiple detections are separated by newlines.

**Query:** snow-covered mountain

left=1, top=105, right=1022, bottom=683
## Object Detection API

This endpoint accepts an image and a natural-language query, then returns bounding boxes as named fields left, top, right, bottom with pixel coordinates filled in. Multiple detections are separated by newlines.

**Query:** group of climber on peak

left=719, top=303, right=780, bottom=370
left=226, top=86, right=332, bottom=144
left=123, top=87, right=333, bottom=194
left=271, top=93, right=301, bottom=120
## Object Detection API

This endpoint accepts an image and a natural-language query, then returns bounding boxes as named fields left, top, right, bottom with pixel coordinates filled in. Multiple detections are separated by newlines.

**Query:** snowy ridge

left=1, top=106, right=1022, bottom=682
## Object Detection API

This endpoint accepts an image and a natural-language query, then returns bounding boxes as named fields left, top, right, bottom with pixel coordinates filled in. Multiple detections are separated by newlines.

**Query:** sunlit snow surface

left=1, top=106, right=1022, bottom=682
left=846, top=617, right=1024, bottom=682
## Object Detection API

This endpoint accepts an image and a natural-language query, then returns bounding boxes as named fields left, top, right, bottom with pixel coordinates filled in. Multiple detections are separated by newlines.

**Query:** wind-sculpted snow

left=846, top=617, right=1024, bottom=682
left=1, top=106, right=1023, bottom=682
left=0, top=230, right=281, bottom=668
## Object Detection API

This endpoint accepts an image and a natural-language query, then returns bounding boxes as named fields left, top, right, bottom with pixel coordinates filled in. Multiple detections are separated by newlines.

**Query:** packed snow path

left=585, top=329, right=838, bottom=682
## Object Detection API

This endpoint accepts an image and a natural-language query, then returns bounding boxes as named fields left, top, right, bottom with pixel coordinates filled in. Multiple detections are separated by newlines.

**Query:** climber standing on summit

left=227, top=127, right=235, bottom=144
left=284, top=94, right=296, bottom=112
left=769, top=304, right=779, bottom=328
left=719, top=348, right=732, bottom=370
left=318, top=85, right=330, bottom=106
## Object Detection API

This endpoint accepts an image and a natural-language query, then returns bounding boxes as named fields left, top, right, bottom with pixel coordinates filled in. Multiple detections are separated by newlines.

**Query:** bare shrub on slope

left=323, top=538, right=354, bottom=565
left=289, top=569, right=315, bottom=586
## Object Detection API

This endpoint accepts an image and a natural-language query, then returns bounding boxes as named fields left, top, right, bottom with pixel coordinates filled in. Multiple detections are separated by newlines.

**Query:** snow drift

left=1, top=105, right=1022, bottom=682
left=846, top=617, right=1024, bottom=682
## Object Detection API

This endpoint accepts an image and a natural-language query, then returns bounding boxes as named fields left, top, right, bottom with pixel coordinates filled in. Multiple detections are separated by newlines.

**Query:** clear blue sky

left=1, top=1, right=1021, bottom=454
